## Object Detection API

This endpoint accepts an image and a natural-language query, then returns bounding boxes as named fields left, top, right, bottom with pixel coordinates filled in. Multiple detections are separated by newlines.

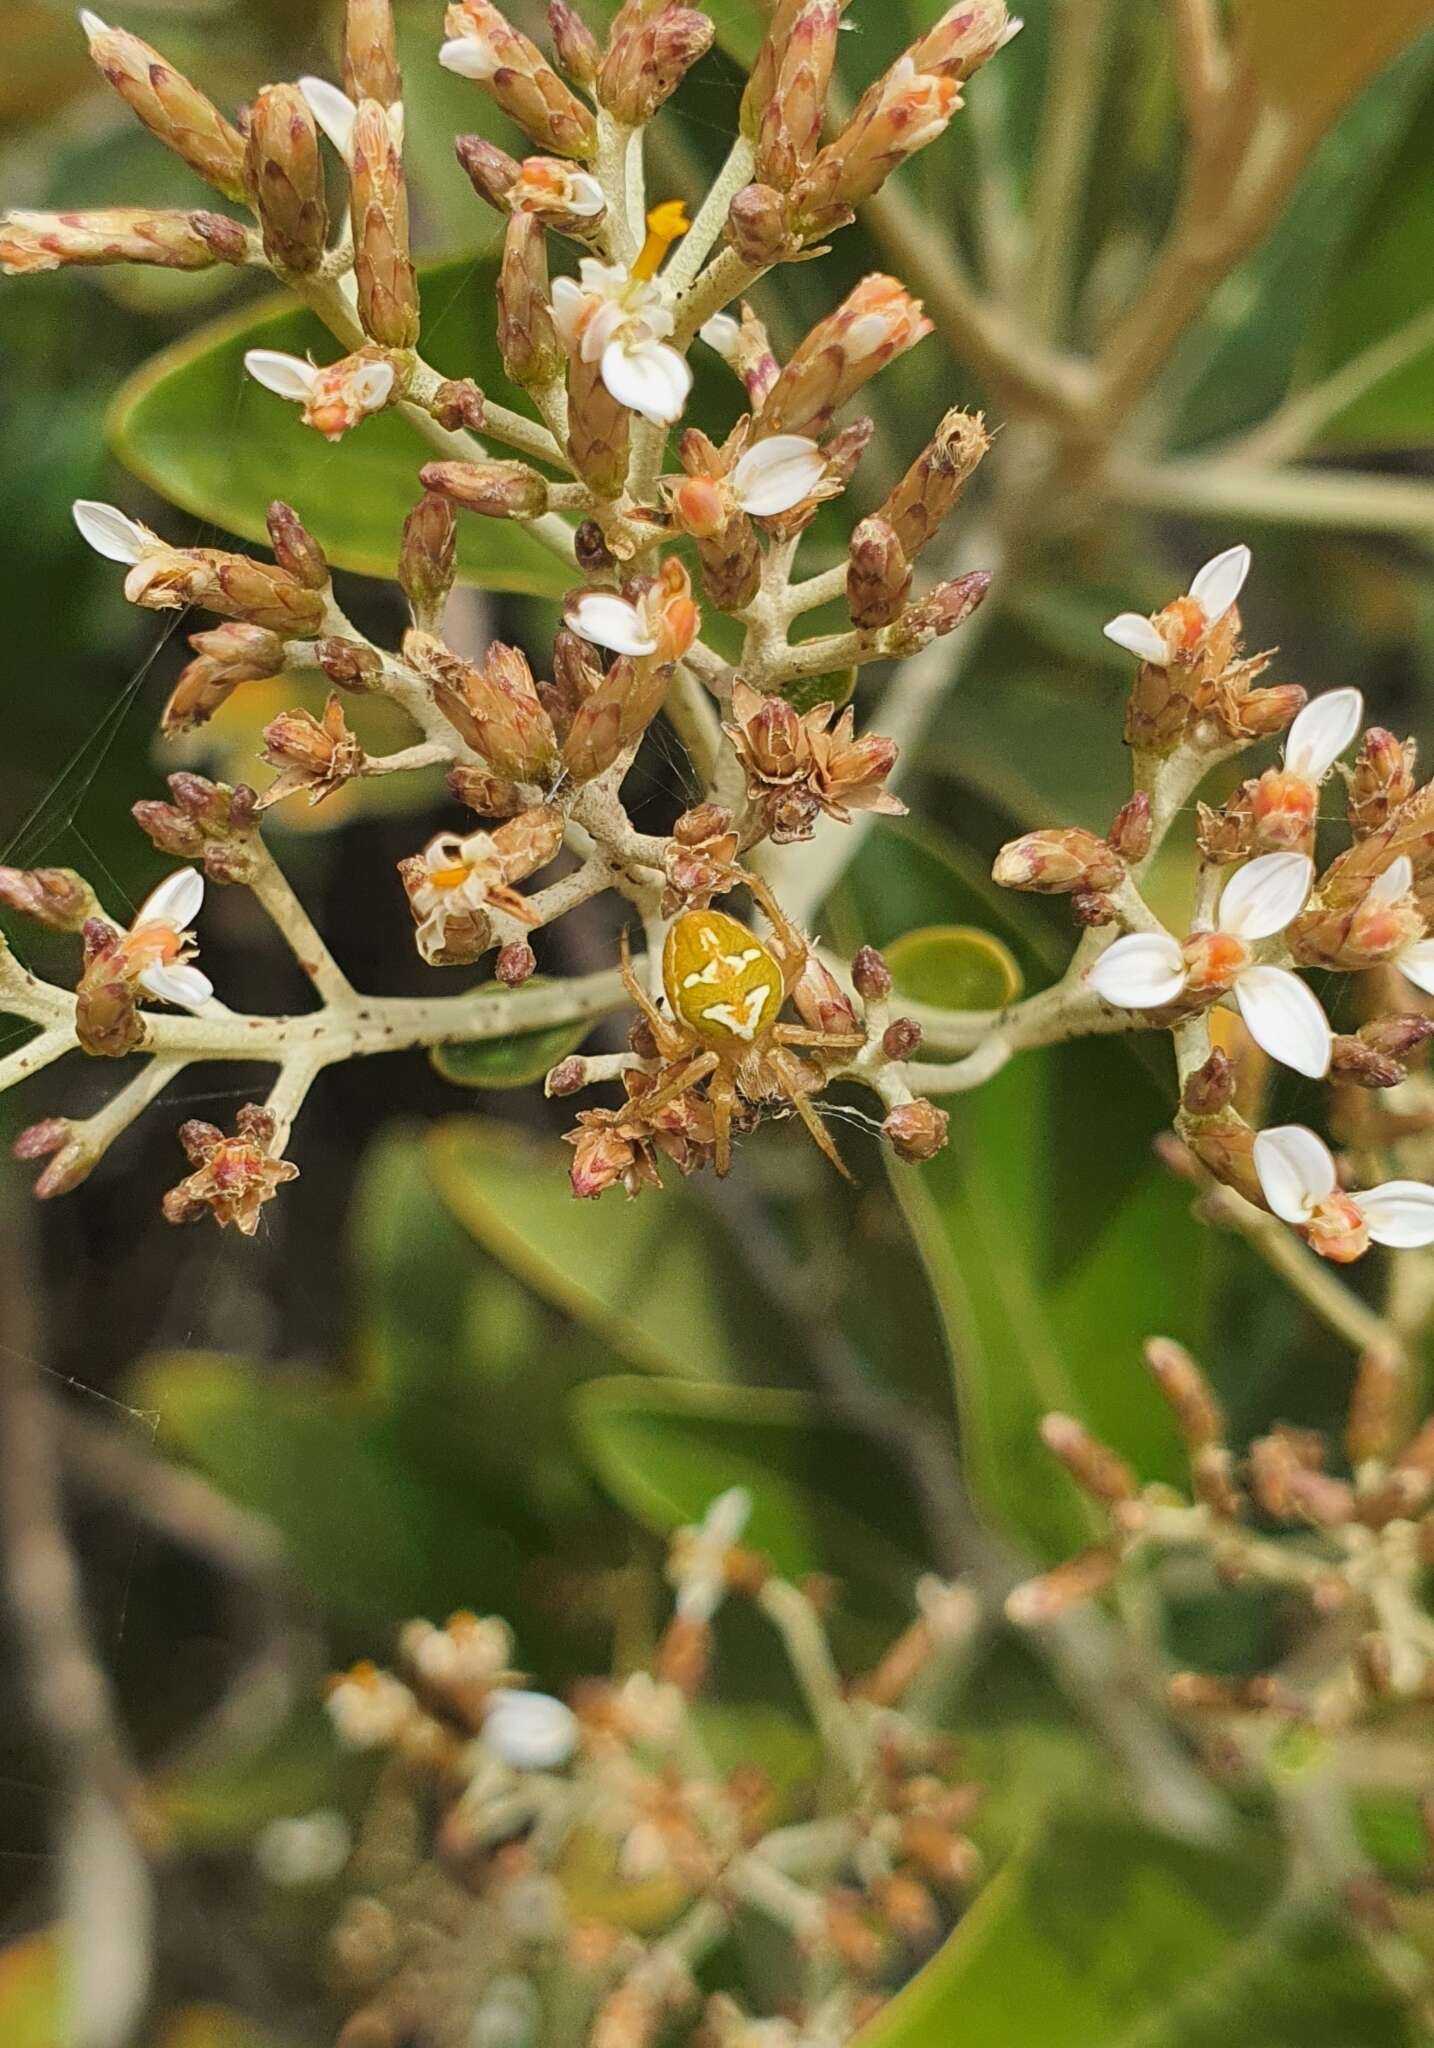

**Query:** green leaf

left=427, top=1119, right=766, bottom=1383
left=886, top=924, right=1022, bottom=1012
left=0, top=1933, right=57, bottom=2048
left=152, top=1706, right=362, bottom=1853
left=429, top=980, right=593, bottom=1090
left=854, top=1811, right=1417, bottom=2047
left=573, top=1376, right=930, bottom=1617
left=107, top=257, right=570, bottom=596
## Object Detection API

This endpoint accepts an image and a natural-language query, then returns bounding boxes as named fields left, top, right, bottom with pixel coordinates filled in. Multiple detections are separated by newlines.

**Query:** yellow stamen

left=430, top=863, right=472, bottom=890
left=631, top=199, right=691, bottom=282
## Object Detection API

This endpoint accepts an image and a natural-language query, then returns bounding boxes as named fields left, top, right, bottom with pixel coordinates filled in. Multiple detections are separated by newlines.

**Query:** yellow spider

left=620, top=871, right=866, bottom=1178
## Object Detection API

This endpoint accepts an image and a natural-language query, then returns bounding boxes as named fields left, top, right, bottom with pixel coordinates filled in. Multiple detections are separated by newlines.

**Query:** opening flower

left=298, top=78, right=403, bottom=160
left=550, top=202, right=693, bottom=425
left=669, top=1486, right=753, bottom=1624
left=564, top=559, right=699, bottom=663
left=509, top=156, right=604, bottom=222
left=1251, top=688, right=1365, bottom=848
left=670, top=434, right=831, bottom=536
left=115, top=868, right=215, bottom=1009
left=400, top=810, right=563, bottom=967
left=244, top=348, right=396, bottom=440
left=1103, top=544, right=1251, bottom=666
left=482, top=1688, right=579, bottom=1770
left=1087, top=851, right=1330, bottom=1078
left=1254, top=1125, right=1434, bottom=1263
left=1365, top=855, right=1434, bottom=993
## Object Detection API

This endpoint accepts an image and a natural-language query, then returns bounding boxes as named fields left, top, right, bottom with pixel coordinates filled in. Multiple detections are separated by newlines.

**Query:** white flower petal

left=1396, top=938, right=1434, bottom=996
left=564, top=592, right=658, bottom=657
left=244, top=349, right=319, bottom=402
left=1253, top=1124, right=1337, bottom=1223
left=600, top=336, right=692, bottom=425
left=1086, top=933, right=1186, bottom=1010
left=1284, top=687, right=1363, bottom=782
left=1102, top=612, right=1169, bottom=665
left=1216, top=852, right=1313, bottom=940
left=351, top=359, right=396, bottom=411
left=1233, top=965, right=1331, bottom=1078
left=996, top=15, right=1024, bottom=46
left=483, top=1690, right=578, bottom=1771
left=79, top=10, right=109, bottom=38
left=299, top=77, right=358, bottom=159
left=555, top=171, right=605, bottom=217
left=139, top=963, right=214, bottom=1010
left=1187, top=542, right=1250, bottom=622
left=73, top=500, right=152, bottom=565
left=699, top=312, right=741, bottom=358
left=1357, top=1180, right=1434, bottom=1250
left=702, top=1485, right=752, bottom=1548
left=1367, top=855, right=1414, bottom=907
left=438, top=35, right=497, bottom=80
left=136, top=867, right=204, bottom=932
left=548, top=275, right=588, bottom=350
left=731, top=436, right=827, bottom=517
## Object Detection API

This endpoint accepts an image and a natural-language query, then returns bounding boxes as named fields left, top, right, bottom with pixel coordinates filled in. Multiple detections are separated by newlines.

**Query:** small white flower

left=670, top=1485, right=752, bottom=1624
left=1087, top=852, right=1330, bottom=1078
left=324, top=1665, right=416, bottom=1748
left=244, top=349, right=395, bottom=438
left=564, top=590, right=659, bottom=657
left=255, top=1810, right=352, bottom=1887
left=1103, top=543, right=1251, bottom=665
left=1281, top=687, right=1364, bottom=784
left=483, top=1688, right=579, bottom=1770
left=73, top=499, right=156, bottom=565
left=1254, top=1125, right=1434, bottom=1249
left=729, top=435, right=828, bottom=518
left=551, top=257, right=692, bottom=426
left=129, top=868, right=214, bottom=1009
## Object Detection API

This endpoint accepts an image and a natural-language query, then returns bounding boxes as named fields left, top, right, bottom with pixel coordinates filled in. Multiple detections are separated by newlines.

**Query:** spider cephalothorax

left=620, top=872, right=866, bottom=1178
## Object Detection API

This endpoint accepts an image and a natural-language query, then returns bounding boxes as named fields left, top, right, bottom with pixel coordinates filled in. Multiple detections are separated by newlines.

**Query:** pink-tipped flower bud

left=81, top=16, right=248, bottom=201
left=1347, top=727, right=1417, bottom=838
left=546, top=1055, right=588, bottom=1096
left=1181, top=1048, right=1236, bottom=1116
left=882, top=1016, right=923, bottom=1060
left=399, top=494, right=457, bottom=630
left=992, top=828, right=1124, bottom=895
left=266, top=501, right=329, bottom=590
left=0, top=207, right=233, bottom=275
left=883, top=1098, right=949, bottom=1162
left=725, top=183, right=795, bottom=266
left=852, top=944, right=893, bottom=1001
left=455, top=134, right=522, bottom=211
left=429, top=378, right=488, bottom=432
left=885, top=569, right=991, bottom=653
left=344, top=0, right=402, bottom=106
left=350, top=98, right=420, bottom=349
left=0, top=866, right=99, bottom=932
left=246, top=83, right=328, bottom=273
left=496, top=940, right=538, bottom=985
left=793, top=955, right=862, bottom=1037
left=1039, top=1411, right=1138, bottom=1505
left=1107, top=791, right=1152, bottom=864
left=847, top=517, right=912, bottom=630
left=548, top=0, right=602, bottom=83
left=420, top=459, right=550, bottom=521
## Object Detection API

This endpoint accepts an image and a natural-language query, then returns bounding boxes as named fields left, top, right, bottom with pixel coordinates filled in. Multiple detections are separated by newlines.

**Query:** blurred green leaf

left=429, top=981, right=593, bottom=1090
left=153, top=1706, right=364, bottom=1853
left=854, top=1810, right=1417, bottom=2047
left=108, top=258, right=570, bottom=595
left=886, top=924, right=1023, bottom=1011
left=428, top=1119, right=762, bottom=1383
left=0, top=1932, right=57, bottom=2048
left=573, top=1375, right=930, bottom=1616
left=154, top=2005, right=295, bottom=2048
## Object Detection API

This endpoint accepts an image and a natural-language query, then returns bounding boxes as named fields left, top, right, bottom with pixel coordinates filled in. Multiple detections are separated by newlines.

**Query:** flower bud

left=752, top=0, right=844, bottom=189
left=351, top=98, right=420, bottom=348
left=164, top=621, right=286, bottom=734
left=546, top=1054, right=587, bottom=1096
left=992, top=827, right=1124, bottom=895
left=82, top=16, right=248, bottom=201
left=125, top=546, right=327, bottom=637
left=1329, top=1037, right=1407, bottom=1090
left=1363, top=1014, right=1434, bottom=1062
left=911, top=0, right=1013, bottom=78
left=846, top=516, right=912, bottom=630
left=1195, top=791, right=1254, bottom=865
left=15, top=1121, right=98, bottom=1201
left=441, top=0, right=598, bottom=159
left=852, top=944, right=893, bottom=1000
left=1107, top=791, right=1152, bottom=864
left=429, top=377, right=488, bottom=432
left=566, top=352, right=630, bottom=496
left=1071, top=890, right=1119, bottom=927
left=267, top=502, right=329, bottom=590
left=598, top=2, right=715, bottom=125
left=1346, top=1348, right=1401, bottom=1468
left=498, top=213, right=563, bottom=389
left=246, top=84, right=329, bottom=273
left=420, top=459, right=550, bottom=521
left=448, top=766, right=527, bottom=816
left=549, top=0, right=602, bottom=84
left=399, top=494, right=457, bottom=630
left=725, top=183, right=795, bottom=266
left=1142, top=1336, right=1225, bottom=1452
left=344, top=0, right=402, bottom=106
left=875, top=409, right=989, bottom=560
left=794, top=955, right=861, bottom=1036
left=574, top=520, right=615, bottom=574
left=1039, top=1411, right=1138, bottom=1505
left=1185, top=1114, right=1263, bottom=1205
left=408, top=631, right=559, bottom=782
left=1347, top=727, right=1416, bottom=838
left=316, top=637, right=385, bottom=690
left=882, top=1016, right=922, bottom=1060
left=883, top=1098, right=949, bottom=1161
left=759, top=277, right=933, bottom=439
left=1006, top=1548, right=1119, bottom=1625
left=1236, top=684, right=1306, bottom=739
left=1181, top=1048, right=1235, bottom=1116
left=0, top=207, right=229, bottom=274
left=455, top=134, right=522, bottom=211
left=885, top=569, right=991, bottom=652
left=496, top=940, right=537, bottom=985
left=560, top=656, right=671, bottom=784
left=0, top=866, right=99, bottom=932
left=133, top=774, right=259, bottom=882
left=189, top=211, right=253, bottom=264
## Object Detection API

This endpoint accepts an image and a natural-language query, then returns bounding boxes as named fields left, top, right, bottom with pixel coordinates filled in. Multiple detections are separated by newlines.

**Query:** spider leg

left=772, top=1024, right=867, bottom=1052
left=768, top=1047, right=854, bottom=1182
left=709, top=1065, right=737, bottom=1176
left=619, top=925, right=690, bottom=1061
left=633, top=1049, right=720, bottom=1120
left=728, top=867, right=810, bottom=993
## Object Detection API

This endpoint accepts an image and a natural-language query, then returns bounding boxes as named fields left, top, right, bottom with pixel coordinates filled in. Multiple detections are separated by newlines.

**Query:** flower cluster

left=995, top=545, right=1434, bottom=1265
left=316, top=1493, right=985, bottom=2048
left=0, top=0, right=1018, bottom=1222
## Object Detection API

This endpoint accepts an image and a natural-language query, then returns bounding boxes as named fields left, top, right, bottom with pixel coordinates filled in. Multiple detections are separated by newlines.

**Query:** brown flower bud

left=163, top=621, right=286, bottom=734
left=1347, top=728, right=1416, bottom=838
left=882, top=1016, right=923, bottom=1060
left=1006, top=1547, right=1119, bottom=1624
left=1236, top=684, right=1306, bottom=740
left=1330, top=1036, right=1408, bottom=1089
left=0, top=866, right=99, bottom=932
left=847, top=516, right=912, bottom=630
left=598, top=1, right=715, bottom=124
left=793, top=955, right=861, bottom=1036
left=752, top=0, right=844, bottom=190
left=560, top=655, right=671, bottom=784
left=345, top=0, right=402, bottom=106
left=574, top=519, right=615, bottom=574
left=0, top=207, right=230, bottom=275
left=1346, top=1348, right=1401, bottom=1469
left=133, top=774, right=260, bottom=882
left=1039, top=1412, right=1138, bottom=1505
left=725, top=182, right=795, bottom=266
left=1107, top=791, right=1153, bottom=864
left=496, top=940, right=538, bottom=985
left=992, top=827, right=1124, bottom=894
left=1071, top=889, right=1119, bottom=927
left=315, top=637, right=384, bottom=690
left=546, top=1055, right=587, bottom=1096
left=442, top=0, right=598, bottom=158
left=883, top=1098, right=949, bottom=1162
left=1184, top=1113, right=1263, bottom=1205
left=876, top=409, right=989, bottom=560
left=15, top=1120, right=99, bottom=1201
left=885, top=569, right=991, bottom=653
left=429, top=378, right=488, bottom=432
left=548, top=0, right=602, bottom=84
left=351, top=99, right=419, bottom=349
left=448, top=766, right=526, bottom=816
left=1363, top=1014, right=1434, bottom=1061
left=1195, top=792, right=1255, bottom=865
left=420, top=459, right=550, bottom=521
left=82, top=17, right=248, bottom=201
left=408, top=631, right=559, bottom=782
left=498, top=213, right=563, bottom=390
left=455, top=134, right=522, bottom=211
left=398, top=494, right=457, bottom=633
left=188, top=210, right=253, bottom=264
left=266, top=502, right=329, bottom=590
left=246, top=84, right=328, bottom=273
left=852, top=944, right=893, bottom=1001
left=125, top=547, right=327, bottom=637
left=1181, top=1048, right=1236, bottom=1116
left=565, top=351, right=630, bottom=497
